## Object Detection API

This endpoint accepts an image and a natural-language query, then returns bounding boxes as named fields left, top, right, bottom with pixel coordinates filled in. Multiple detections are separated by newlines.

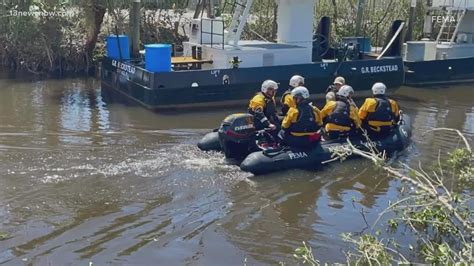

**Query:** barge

left=101, top=0, right=405, bottom=110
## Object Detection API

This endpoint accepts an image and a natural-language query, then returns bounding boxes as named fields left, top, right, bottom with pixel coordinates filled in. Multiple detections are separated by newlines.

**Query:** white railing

left=450, top=9, right=467, bottom=43
left=225, top=0, right=254, bottom=46
left=434, top=0, right=470, bottom=43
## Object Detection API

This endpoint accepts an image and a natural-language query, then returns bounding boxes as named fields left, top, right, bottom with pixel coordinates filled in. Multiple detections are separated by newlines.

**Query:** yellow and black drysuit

left=248, top=92, right=280, bottom=130
left=325, top=84, right=338, bottom=94
left=358, top=95, right=400, bottom=136
left=320, top=96, right=361, bottom=139
left=280, top=101, right=323, bottom=148
left=280, top=88, right=296, bottom=116
left=325, top=84, right=338, bottom=102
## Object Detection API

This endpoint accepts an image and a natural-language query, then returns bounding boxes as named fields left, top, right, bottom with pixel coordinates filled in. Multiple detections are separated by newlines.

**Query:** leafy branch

left=334, top=128, right=472, bottom=263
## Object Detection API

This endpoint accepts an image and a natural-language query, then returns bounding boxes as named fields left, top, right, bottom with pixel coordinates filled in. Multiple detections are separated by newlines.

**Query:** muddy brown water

left=0, top=74, right=472, bottom=265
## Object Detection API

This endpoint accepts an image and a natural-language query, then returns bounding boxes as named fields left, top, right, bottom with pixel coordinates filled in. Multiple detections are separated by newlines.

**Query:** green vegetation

left=237, top=0, right=428, bottom=47
left=0, top=0, right=187, bottom=75
left=293, top=128, right=473, bottom=264
left=293, top=241, right=320, bottom=265
left=0, top=0, right=105, bottom=75
left=341, top=233, right=397, bottom=265
left=0, top=231, right=10, bottom=240
left=313, top=0, right=427, bottom=46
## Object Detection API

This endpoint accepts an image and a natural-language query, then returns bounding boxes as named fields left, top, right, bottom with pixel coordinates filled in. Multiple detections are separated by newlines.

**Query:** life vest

left=281, top=89, right=292, bottom=105
left=280, top=88, right=295, bottom=116
left=248, top=92, right=279, bottom=125
left=325, top=97, right=354, bottom=128
left=325, top=84, right=338, bottom=94
left=366, top=96, right=394, bottom=124
left=288, top=103, right=321, bottom=134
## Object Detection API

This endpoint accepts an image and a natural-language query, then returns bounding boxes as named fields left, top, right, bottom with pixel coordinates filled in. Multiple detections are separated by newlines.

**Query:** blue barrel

left=106, top=35, right=130, bottom=60
left=145, top=44, right=172, bottom=72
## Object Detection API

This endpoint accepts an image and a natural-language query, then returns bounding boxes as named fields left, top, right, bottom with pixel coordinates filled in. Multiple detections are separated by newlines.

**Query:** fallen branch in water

left=293, top=126, right=473, bottom=265
left=423, top=128, right=471, bottom=153
left=343, top=134, right=472, bottom=233
left=331, top=128, right=473, bottom=264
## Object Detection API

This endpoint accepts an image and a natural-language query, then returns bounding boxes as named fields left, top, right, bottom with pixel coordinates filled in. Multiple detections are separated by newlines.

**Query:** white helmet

left=372, top=82, right=386, bottom=95
left=261, top=80, right=278, bottom=93
left=289, top=75, right=305, bottom=88
left=337, top=85, right=354, bottom=98
left=291, top=86, right=310, bottom=99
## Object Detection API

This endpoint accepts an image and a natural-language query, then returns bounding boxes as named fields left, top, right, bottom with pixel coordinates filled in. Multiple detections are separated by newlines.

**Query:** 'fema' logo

left=288, top=152, right=308, bottom=160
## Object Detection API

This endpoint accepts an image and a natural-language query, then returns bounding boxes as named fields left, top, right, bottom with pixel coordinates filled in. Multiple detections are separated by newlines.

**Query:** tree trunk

left=272, top=1, right=278, bottom=41
left=193, top=0, right=204, bottom=18
left=84, top=0, right=106, bottom=64
left=331, top=0, right=339, bottom=37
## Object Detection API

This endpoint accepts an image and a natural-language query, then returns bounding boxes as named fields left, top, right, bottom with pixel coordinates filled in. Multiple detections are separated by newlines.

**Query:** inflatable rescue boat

left=198, top=113, right=412, bottom=175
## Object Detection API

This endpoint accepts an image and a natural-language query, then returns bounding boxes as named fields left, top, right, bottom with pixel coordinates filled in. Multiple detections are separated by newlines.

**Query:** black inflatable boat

left=198, top=113, right=412, bottom=175
left=197, top=130, right=221, bottom=152
left=240, top=115, right=412, bottom=175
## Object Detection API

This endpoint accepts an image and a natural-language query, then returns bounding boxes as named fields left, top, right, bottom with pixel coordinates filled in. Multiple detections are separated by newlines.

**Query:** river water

left=0, top=74, right=472, bottom=265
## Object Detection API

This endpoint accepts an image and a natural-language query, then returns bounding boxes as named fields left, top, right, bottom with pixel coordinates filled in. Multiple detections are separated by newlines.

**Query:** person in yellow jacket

left=279, top=86, right=323, bottom=148
left=281, top=75, right=305, bottom=116
left=325, top=76, right=345, bottom=102
left=320, top=85, right=361, bottom=140
left=359, top=82, right=400, bottom=137
left=248, top=80, right=280, bottom=131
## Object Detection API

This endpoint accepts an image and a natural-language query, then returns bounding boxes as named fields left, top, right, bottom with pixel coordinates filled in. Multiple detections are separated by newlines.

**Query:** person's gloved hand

left=277, top=129, right=285, bottom=140
left=308, top=132, right=321, bottom=142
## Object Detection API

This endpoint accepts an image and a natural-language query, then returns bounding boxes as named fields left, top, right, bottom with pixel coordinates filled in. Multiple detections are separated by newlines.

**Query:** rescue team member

left=346, top=84, right=358, bottom=112
left=248, top=80, right=280, bottom=131
left=359, top=82, right=400, bottom=137
left=281, top=75, right=305, bottom=116
left=320, top=85, right=361, bottom=140
left=325, top=76, right=345, bottom=102
left=279, top=86, right=323, bottom=148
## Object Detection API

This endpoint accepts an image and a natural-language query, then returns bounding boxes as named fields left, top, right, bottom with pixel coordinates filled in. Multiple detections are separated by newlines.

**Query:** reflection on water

left=0, top=74, right=472, bottom=264
left=58, top=82, right=111, bottom=145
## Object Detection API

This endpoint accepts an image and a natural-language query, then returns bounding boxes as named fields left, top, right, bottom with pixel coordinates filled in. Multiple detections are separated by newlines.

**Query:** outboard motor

left=218, top=113, right=257, bottom=159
